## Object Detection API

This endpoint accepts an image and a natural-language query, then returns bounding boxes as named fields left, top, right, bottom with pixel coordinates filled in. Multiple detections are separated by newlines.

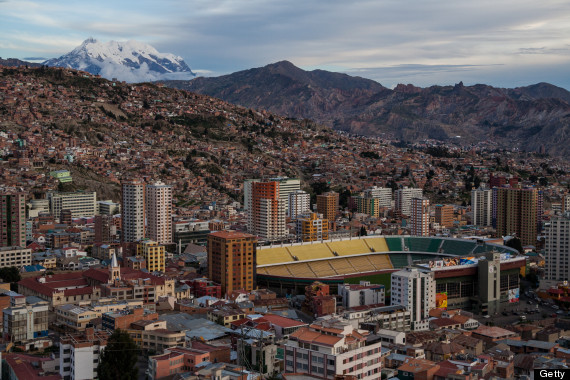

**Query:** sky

left=1, top=0, right=570, bottom=89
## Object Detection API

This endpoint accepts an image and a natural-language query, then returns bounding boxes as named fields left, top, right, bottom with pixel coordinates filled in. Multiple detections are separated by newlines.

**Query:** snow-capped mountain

left=43, top=38, right=195, bottom=83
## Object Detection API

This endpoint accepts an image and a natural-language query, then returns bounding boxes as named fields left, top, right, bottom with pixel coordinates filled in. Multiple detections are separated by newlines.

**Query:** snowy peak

left=44, top=38, right=195, bottom=83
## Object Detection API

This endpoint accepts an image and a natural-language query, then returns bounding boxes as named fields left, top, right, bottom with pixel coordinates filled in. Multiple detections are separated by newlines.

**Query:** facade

left=55, top=304, right=101, bottom=331
left=288, top=190, right=311, bottom=219
left=97, top=200, right=120, bottom=215
left=0, top=246, right=32, bottom=269
left=3, top=296, right=49, bottom=343
left=145, top=181, right=172, bottom=244
left=0, top=192, right=26, bottom=248
left=248, top=181, right=286, bottom=240
left=363, top=186, right=392, bottom=207
left=339, top=281, right=385, bottom=309
left=59, top=328, right=109, bottom=380
left=395, top=187, right=423, bottom=217
left=544, top=213, right=570, bottom=282
left=208, top=231, right=257, bottom=295
left=122, top=180, right=145, bottom=243
left=391, top=267, right=435, bottom=331
left=296, top=213, right=329, bottom=242
left=172, top=220, right=210, bottom=250
left=496, top=187, right=541, bottom=246
left=471, top=188, right=492, bottom=226
left=94, top=214, right=116, bottom=244
left=316, top=192, right=338, bottom=222
left=352, top=196, right=383, bottom=218
left=410, top=198, right=430, bottom=236
left=137, top=240, right=166, bottom=272
left=47, top=191, right=97, bottom=219
left=434, top=204, right=453, bottom=228
left=284, top=319, right=383, bottom=379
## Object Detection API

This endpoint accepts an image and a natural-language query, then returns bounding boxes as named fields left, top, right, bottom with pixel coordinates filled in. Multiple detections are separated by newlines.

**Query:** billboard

left=459, top=257, right=476, bottom=265
left=436, top=292, right=448, bottom=310
left=508, top=288, right=520, bottom=303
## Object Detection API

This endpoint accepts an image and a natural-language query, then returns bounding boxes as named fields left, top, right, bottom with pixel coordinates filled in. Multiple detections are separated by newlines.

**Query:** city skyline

left=1, top=0, right=570, bottom=89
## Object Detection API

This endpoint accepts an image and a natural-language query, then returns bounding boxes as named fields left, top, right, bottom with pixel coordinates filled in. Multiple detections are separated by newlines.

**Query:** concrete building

left=434, top=204, right=454, bottom=228
left=471, top=187, right=492, bottom=226
left=2, top=296, right=49, bottom=343
left=316, top=191, right=338, bottom=222
left=363, top=186, right=392, bottom=207
left=283, top=319, right=383, bottom=379
left=146, top=181, right=172, bottom=245
left=391, top=267, right=435, bottom=331
left=544, top=213, right=570, bottom=283
left=0, top=246, right=32, bottom=269
left=247, top=181, right=286, bottom=241
left=122, top=180, right=145, bottom=243
left=288, top=190, right=311, bottom=219
left=55, top=304, right=101, bottom=331
left=59, top=327, right=109, bottom=380
left=96, top=200, right=120, bottom=215
left=208, top=231, right=257, bottom=295
left=339, top=281, right=385, bottom=309
left=137, top=239, right=166, bottom=272
left=172, top=220, right=210, bottom=252
left=395, top=187, right=423, bottom=217
left=496, top=187, right=542, bottom=246
left=47, top=191, right=97, bottom=219
left=296, top=212, right=329, bottom=242
left=410, top=198, right=430, bottom=236
left=0, top=192, right=26, bottom=248
left=94, top=214, right=117, bottom=244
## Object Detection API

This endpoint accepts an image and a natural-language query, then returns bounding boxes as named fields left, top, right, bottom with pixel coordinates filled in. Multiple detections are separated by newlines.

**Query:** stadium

left=256, top=236, right=526, bottom=312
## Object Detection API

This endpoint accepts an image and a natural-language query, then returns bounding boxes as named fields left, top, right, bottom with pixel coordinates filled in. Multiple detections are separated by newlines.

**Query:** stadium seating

left=257, top=247, right=294, bottom=265
left=288, top=243, right=334, bottom=261
left=285, top=262, right=317, bottom=278
left=347, top=256, right=375, bottom=272
left=385, top=237, right=404, bottom=251
left=308, top=260, right=338, bottom=277
left=258, top=265, right=293, bottom=277
left=367, top=254, right=394, bottom=270
left=388, top=253, right=409, bottom=268
left=327, top=240, right=370, bottom=256
left=329, top=258, right=357, bottom=275
left=440, top=239, right=477, bottom=255
left=364, top=237, right=389, bottom=252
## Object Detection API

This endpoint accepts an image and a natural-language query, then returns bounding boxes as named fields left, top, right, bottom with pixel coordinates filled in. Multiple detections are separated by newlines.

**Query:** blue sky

left=1, top=0, right=570, bottom=89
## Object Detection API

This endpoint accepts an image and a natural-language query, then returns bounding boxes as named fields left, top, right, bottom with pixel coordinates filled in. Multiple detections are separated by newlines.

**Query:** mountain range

left=43, top=38, right=195, bottom=83
left=163, top=61, right=570, bottom=156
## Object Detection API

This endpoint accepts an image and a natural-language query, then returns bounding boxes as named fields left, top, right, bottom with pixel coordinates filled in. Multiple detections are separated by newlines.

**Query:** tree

left=0, top=266, right=21, bottom=283
left=359, top=226, right=367, bottom=236
left=97, top=329, right=138, bottom=380
left=505, top=237, right=524, bottom=254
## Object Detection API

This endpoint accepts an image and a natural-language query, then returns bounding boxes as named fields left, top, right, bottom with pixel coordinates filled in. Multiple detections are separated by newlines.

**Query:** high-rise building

left=122, top=180, right=145, bottom=243
left=296, top=213, right=329, bottom=242
left=562, top=193, right=570, bottom=213
left=391, top=267, right=435, bottom=331
left=362, top=186, right=392, bottom=207
left=208, top=231, right=257, bottom=295
left=471, top=188, right=492, bottom=226
left=496, top=187, right=541, bottom=246
left=137, top=240, right=166, bottom=272
left=94, top=214, right=116, bottom=244
left=59, top=328, right=109, bottom=380
left=316, top=191, right=338, bottom=221
left=395, top=187, right=423, bottom=217
left=288, top=190, right=311, bottom=219
left=146, top=181, right=172, bottom=244
left=244, top=177, right=300, bottom=212
left=0, top=192, right=26, bottom=248
left=47, top=191, right=97, bottom=218
left=248, top=181, right=286, bottom=241
left=410, top=198, right=430, bottom=236
left=434, top=204, right=453, bottom=228
left=544, top=213, right=570, bottom=282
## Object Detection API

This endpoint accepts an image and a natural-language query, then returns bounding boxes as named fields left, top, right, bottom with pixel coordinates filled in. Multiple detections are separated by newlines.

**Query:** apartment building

left=146, top=181, right=172, bottom=244
left=47, top=191, right=97, bottom=219
left=59, top=327, right=109, bottom=380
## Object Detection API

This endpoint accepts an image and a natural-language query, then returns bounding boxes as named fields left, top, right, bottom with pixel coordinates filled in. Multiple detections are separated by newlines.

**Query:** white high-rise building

left=47, top=191, right=97, bottom=218
left=391, top=268, right=435, bottom=331
left=363, top=186, right=393, bottom=207
left=288, top=190, right=311, bottom=218
left=59, top=328, right=109, bottom=380
left=471, top=188, right=492, bottom=226
left=544, top=213, right=570, bottom=282
left=146, top=181, right=172, bottom=244
left=410, top=198, right=430, bottom=236
left=395, top=187, right=423, bottom=217
left=122, top=180, right=145, bottom=243
left=247, top=181, right=287, bottom=241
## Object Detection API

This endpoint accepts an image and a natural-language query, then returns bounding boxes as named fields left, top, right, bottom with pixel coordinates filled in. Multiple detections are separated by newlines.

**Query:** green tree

left=359, top=226, right=367, bottom=236
left=0, top=266, right=21, bottom=283
left=97, top=329, right=139, bottom=380
left=505, top=237, right=524, bottom=254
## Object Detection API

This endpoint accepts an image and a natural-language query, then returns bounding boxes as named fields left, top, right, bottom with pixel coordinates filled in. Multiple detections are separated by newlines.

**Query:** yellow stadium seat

left=287, top=244, right=334, bottom=261
left=327, top=240, right=370, bottom=256
left=257, top=247, right=294, bottom=265
left=364, top=237, right=389, bottom=252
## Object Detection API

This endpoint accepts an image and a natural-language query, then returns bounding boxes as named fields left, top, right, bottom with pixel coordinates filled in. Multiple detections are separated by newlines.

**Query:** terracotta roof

left=209, top=231, right=256, bottom=239
left=290, top=327, right=341, bottom=347
left=431, top=318, right=461, bottom=327
left=257, top=314, right=307, bottom=328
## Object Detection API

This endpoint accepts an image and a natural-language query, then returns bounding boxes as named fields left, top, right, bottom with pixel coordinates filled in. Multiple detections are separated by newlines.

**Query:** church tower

left=109, top=252, right=121, bottom=283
